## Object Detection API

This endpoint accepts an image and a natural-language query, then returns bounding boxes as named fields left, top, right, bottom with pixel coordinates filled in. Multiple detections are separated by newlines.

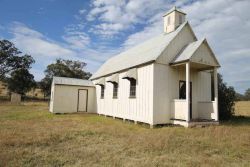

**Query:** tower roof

left=163, top=6, right=186, bottom=17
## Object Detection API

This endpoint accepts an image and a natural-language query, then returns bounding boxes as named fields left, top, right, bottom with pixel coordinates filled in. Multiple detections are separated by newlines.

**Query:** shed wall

left=51, top=85, right=96, bottom=113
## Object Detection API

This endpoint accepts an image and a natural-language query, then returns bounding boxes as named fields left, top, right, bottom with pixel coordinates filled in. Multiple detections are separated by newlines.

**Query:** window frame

left=129, top=78, right=136, bottom=98
left=100, top=85, right=105, bottom=99
left=112, top=82, right=118, bottom=99
left=179, top=80, right=186, bottom=99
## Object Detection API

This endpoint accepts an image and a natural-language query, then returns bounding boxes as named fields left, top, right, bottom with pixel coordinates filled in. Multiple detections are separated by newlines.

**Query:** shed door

left=77, top=89, right=88, bottom=112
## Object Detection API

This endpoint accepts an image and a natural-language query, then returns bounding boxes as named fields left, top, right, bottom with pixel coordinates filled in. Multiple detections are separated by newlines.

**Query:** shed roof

left=53, top=77, right=94, bottom=87
left=91, top=21, right=189, bottom=80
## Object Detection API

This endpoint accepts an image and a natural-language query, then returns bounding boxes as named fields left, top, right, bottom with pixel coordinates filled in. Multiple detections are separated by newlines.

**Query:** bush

left=218, top=74, right=236, bottom=120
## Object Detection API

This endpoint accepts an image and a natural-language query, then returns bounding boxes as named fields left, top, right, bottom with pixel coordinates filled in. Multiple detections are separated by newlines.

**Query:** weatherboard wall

left=153, top=62, right=212, bottom=124
left=94, top=64, right=154, bottom=124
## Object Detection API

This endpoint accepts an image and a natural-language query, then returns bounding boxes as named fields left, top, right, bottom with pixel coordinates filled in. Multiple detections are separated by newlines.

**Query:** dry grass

left=235, top=101, right=250, bottom=116
left=0, top=102, right=249, bottom=167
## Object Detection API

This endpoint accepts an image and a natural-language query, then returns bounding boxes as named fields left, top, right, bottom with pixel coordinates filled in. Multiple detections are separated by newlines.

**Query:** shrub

left=218, top=74, right=236, bottom=120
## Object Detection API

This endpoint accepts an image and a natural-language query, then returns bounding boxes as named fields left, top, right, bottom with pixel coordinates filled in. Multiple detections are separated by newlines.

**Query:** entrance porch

left=169, top=39, right=220, bottom=127
left=170, top=62, right=219, bottom=127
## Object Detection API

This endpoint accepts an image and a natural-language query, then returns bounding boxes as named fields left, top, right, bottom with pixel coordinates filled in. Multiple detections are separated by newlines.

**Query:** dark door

left=179, top=81, right=192, bottom=119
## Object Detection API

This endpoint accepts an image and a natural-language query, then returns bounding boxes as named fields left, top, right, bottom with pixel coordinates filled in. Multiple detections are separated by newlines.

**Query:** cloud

left=7, top=22, right=77, bottom=80
left=86, top=0, right=168, bottom=37
left=122, top=13, right=163, bottom=49
left=10, top=22, right=76, bottom=58
left=183, top=0, right=250, bottom=93
left=79, top=9, right=86, bottom=15
left=5, top=22, right=120, bottom=81
left=63, top=24, right=90, bottom=50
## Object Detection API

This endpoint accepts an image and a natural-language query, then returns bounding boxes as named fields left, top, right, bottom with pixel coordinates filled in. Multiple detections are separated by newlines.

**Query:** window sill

left=113, top=97, right=118, bottom=99
left=129, top=96, right=136, bottom=99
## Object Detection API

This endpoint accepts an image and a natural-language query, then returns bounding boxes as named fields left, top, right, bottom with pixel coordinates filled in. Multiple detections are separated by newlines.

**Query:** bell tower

left=163, top=6, right=186, bottom=33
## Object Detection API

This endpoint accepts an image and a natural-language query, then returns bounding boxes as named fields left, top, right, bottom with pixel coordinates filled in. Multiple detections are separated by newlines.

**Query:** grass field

left=0, top=102, right=249, bottom=167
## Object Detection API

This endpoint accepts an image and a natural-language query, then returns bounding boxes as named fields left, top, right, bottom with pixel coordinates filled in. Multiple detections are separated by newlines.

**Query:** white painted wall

left=51, top=85, right=96, bottom=113
left=153, top=62, right=212, bottom=124
left=94, top=64, right=154, bottom=124
left=157, top=23, right=197, bottom=64
left=191, top=42, right=219, bottom=66
left=197, top=101, right=216, bottom=119
left=171, top=99, right=186, bottom=120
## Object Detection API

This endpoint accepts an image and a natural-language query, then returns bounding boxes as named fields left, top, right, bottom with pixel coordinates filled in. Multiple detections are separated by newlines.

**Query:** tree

left=0, top=40, right=35, bottom=80
left=244, top=88, right=250, bottom=101
left=7, top=69, right=36, bottom=95
left=235, top=92, right=245, bottom=101
left=218, top=74, right=236, bottom=120
left=40, top=59, right=92, bottom=96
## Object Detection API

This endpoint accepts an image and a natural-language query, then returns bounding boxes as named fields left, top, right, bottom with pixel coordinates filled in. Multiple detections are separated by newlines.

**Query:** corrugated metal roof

left=171, top=39, right=204, bottom=64
left=91, top=21, right=188, bottom=80
left=53, top=77, right=94, bottom=87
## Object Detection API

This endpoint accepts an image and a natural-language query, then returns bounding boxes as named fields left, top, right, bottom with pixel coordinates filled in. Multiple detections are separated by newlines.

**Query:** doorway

left=77, top=89, right=88, bottom=112
left=179, top=81, right=192, bottom=119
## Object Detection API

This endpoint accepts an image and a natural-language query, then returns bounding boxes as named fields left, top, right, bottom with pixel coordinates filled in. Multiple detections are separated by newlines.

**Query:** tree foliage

left=235, top=92, right=245, bottom=101
left=7, top=69, right=36, bottom=95
left=244, top=88, right=250, bottom=100
left=0, top=40, right=34, bottom=80
left=40, top=59, right=92, bottom=96
left=218, top=73, right=236, bottom=120
left=235, top=88, right=250, bottom=101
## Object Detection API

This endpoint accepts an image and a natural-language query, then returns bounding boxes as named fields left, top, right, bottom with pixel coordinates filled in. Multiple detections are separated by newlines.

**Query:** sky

left=0, top=0, right=250, bottom=94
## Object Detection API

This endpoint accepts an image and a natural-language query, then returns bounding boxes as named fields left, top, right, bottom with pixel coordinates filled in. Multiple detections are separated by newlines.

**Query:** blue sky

left=0, top=0, right=250, bottom=94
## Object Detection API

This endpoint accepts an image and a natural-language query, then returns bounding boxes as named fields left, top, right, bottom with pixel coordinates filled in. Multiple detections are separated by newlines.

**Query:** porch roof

left=170, top=38, right=220, bottom=69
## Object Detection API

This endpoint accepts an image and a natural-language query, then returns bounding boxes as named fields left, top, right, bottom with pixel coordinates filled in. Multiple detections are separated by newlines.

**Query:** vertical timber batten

left=214, top=68, right=219, bottom=121
left=186, top=62, right=190, bottom=122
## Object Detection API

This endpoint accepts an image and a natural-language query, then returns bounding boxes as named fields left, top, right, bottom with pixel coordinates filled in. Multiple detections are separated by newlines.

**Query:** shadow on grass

left=221, top=116, right=250, bottom=126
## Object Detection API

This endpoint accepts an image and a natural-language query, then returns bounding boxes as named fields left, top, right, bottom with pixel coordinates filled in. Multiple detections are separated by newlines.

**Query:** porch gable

left=170, top=38, right=220, bottom=68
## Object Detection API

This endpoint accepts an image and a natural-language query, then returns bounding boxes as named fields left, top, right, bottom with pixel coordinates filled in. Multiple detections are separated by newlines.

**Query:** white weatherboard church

left=50, top=7, right=220, bottom=127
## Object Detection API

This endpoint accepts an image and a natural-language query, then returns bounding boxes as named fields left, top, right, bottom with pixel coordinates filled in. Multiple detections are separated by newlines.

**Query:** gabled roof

left=91, top=21, right=189, bottom=80
left=53, top=77, right=94, bottom=87
left=163, top=6, right=186, bottom=17
left=170, top=38, right=220, bottom=67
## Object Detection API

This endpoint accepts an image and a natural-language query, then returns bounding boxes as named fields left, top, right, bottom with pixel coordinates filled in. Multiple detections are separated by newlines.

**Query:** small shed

left=49, top=77, right=96, bottom=113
